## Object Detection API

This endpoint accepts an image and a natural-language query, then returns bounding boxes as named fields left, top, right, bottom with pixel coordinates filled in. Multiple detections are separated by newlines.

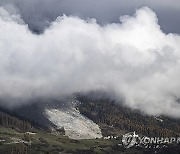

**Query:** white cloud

left=0, top=7, right=180, bottom=118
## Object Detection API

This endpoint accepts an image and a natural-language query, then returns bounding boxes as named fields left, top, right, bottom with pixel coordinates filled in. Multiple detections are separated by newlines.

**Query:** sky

left=0, top=0, right=180, bottom=33
left=0, top=1, right=180, bottom=118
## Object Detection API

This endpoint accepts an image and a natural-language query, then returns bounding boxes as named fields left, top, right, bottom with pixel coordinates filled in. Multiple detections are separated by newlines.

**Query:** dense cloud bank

left=0, top=6, right=180, bottom=117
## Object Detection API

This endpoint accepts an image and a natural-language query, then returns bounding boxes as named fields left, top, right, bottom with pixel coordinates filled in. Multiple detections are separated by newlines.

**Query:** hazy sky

left=0, top=0, right=180, bottom=33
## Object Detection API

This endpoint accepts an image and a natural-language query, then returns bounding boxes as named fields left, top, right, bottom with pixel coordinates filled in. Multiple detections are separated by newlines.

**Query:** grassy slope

left=0, top=126, right=148, bottom=154
left=1, top=126, right=179, bottom=154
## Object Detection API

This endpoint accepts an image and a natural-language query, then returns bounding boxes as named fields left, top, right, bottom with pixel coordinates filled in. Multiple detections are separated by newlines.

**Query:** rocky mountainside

left=0, top=93, right=180, bottom=153
left=1, top=93, right=180, bottom=139
left=45, top=98, right=102, bottom=139
left=0, top=96, right=103, bottom=140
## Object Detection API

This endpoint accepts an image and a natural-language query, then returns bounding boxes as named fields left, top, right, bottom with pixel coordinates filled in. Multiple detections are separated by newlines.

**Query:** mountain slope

left=0, top=94, right=180, bottom=153
left=0, top=97, right=103, bottom=140
left=0, top=111, right=33, bottom=132
left=78, top=95, right=180, bottom=137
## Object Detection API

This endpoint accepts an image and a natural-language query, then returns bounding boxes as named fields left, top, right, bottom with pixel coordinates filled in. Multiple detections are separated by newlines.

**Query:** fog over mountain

left=0, top=2, right=180, bottom=118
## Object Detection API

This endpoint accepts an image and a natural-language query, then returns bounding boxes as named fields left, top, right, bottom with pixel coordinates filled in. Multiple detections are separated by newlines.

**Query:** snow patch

left=154, top=117, right=163, bottom=122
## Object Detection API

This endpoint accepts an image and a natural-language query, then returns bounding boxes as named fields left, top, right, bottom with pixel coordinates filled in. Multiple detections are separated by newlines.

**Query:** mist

left=0, top=6, right=180, bottom=118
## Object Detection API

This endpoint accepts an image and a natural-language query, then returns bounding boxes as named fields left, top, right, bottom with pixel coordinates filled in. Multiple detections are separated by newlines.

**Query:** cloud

left=0, top=6, right=180, bottom=118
